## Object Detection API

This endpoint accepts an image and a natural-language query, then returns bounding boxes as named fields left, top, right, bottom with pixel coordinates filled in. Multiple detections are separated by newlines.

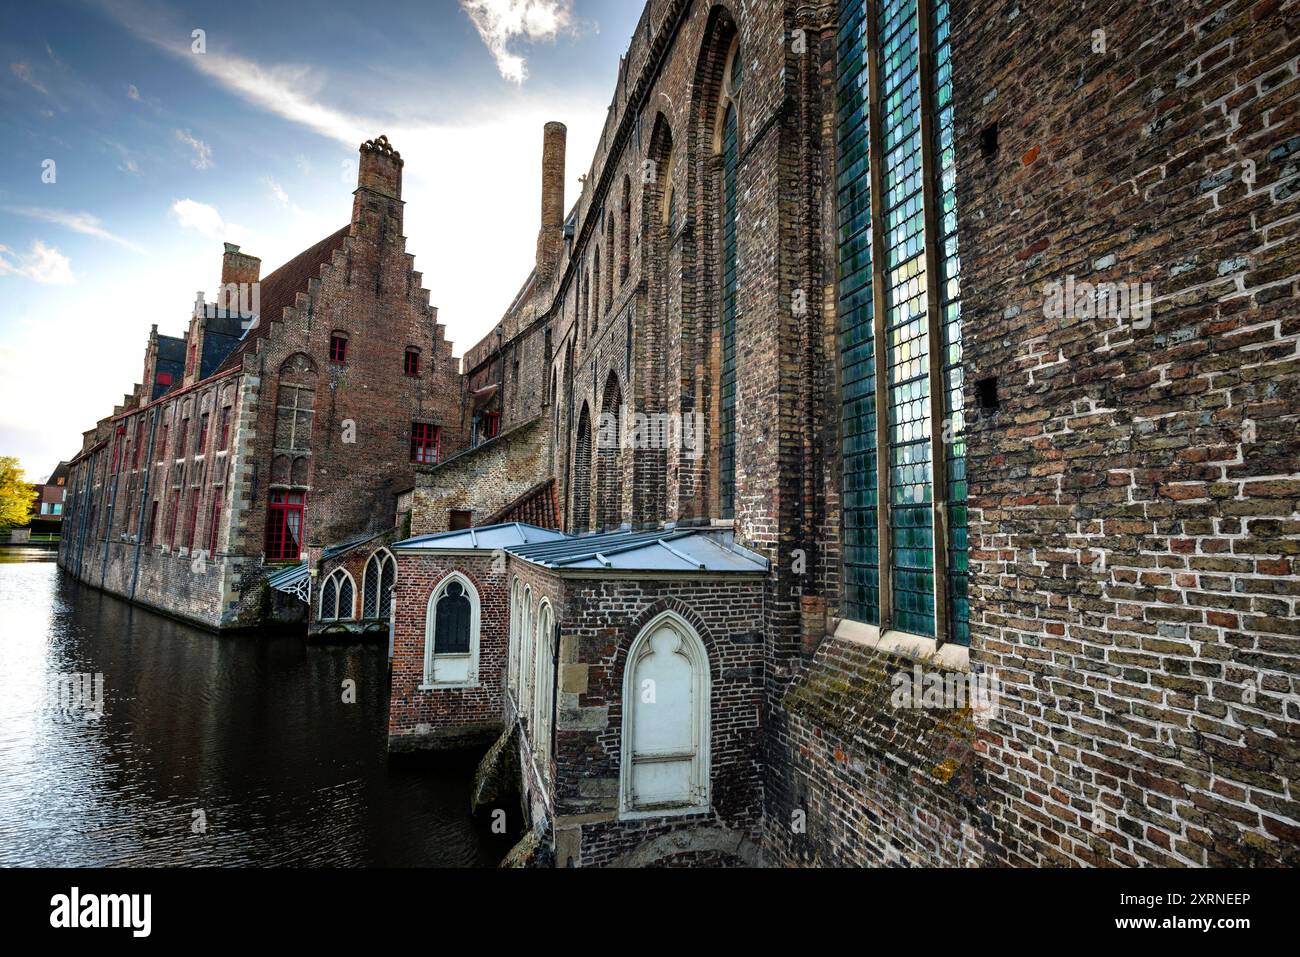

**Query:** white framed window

left=362, top=548, right=396, bottom=620
left=319, top=569, right=356, bottom=621
left=508, top=578, right=521, bottom=697
left=422, top=572, right=481, bottom=688
left=519, top=586, right=533, bottom=719
left=620, top=611, right=710, bottom=819
left=532, top=599, right=556, bottom=772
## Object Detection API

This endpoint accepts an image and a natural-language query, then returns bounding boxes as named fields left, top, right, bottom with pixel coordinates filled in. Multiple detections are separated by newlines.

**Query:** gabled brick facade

left=58, top=136, right=467, bottom=631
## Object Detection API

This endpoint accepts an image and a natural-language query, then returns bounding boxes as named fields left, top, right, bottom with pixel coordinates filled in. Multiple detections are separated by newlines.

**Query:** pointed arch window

left=508, top=578, right=522, bottom=697
left=717, top=38, right=743, bottom=519
left=362, top=549, right=396, bottom=620
left=519, top=585, right=534, bottom=716
left=319, top=568, right=355, bottom=621
left=532, top=600, right=556, bottom=775
left=620, top=611, right=710, bottom=818
left=423, top=573, right=481, bottom=687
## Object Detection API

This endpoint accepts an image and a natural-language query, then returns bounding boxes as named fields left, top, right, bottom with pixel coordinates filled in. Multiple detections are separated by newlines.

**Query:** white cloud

left=10, top=61, right=48, bottom=95
left=459, top=0, right=574, bottom=84
left=126, top=82, right=140, bottom=100
left=265, top=178, right=290, bottom=206
left=3, top=205, right=147, bottom=254
left=175, top=128, right=213, bottom=169
left=264, top=178, right=306, bottom=216
left=0, top=241, right=75, bottom=285
left=170, top=199, right=248, bottom=243
left=88, top=0, right=611, bottom=357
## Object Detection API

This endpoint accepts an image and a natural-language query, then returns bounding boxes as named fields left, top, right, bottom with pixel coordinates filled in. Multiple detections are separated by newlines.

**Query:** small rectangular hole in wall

left=980, top=122, right=999, bottom=159
left=975, top=376, right=1000, bottom=412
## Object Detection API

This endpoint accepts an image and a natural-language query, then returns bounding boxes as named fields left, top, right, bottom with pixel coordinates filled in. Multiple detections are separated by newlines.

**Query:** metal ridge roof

left=393, top=523, right=769, bottom=574
left=508, top=527, right=770, bottom=574
left=392, top=522, right=569, bottom=552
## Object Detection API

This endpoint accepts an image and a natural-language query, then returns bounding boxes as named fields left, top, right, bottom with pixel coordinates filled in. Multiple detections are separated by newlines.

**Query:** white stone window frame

left=362, top=548, right=397, bottom=620
left=421, top=572, right=481, bottom=690
left=507, top=578, right=522, bottom=700
left=518, top=585, right=534, bottom=719
left=532, top=599, right=556, bottom=772
left=619, top=610, right=711, bottom=821
left=318, top=568, right=356, bottom=622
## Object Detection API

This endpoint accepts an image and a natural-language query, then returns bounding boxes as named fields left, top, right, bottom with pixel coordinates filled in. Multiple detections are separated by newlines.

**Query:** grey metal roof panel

left=393, top=522, right=569, bottom=552
left=265, top=561, right=309, bottom=590
left=509, top=527, right=769, bottom=574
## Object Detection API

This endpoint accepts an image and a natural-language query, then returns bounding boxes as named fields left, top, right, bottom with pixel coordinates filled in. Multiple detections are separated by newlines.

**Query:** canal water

left=0, top=549, right=513, bottom=867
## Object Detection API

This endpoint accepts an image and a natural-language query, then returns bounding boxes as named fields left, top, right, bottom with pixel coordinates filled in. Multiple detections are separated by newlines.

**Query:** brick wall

left=388, top=553, right=507, bottom=750
left=410, top=417, right=552, bottom=535
left=541, top=574, right=767, bottom=868
left=949, top=0, right=1300, bottom=866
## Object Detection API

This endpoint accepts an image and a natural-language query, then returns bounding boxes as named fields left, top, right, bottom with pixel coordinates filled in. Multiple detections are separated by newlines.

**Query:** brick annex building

left=62, top=0, right=1298, bottom=868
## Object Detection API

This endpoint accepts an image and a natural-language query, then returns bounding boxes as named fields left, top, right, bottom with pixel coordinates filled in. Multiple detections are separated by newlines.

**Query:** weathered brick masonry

left=414, top=0, right=1298, bottom=866
left=389, top=553, right=506, bottom=750
left=54, top=0, right=1298, bottom=867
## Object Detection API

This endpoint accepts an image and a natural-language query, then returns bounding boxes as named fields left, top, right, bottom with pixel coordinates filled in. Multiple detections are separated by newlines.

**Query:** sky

left=0, top=0, right=643, bottom=481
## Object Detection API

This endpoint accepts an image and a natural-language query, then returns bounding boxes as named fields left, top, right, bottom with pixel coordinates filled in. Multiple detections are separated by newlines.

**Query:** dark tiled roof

left=216, top=225, right=350, bottom=373
left=484, top=480, right=560, bottom=529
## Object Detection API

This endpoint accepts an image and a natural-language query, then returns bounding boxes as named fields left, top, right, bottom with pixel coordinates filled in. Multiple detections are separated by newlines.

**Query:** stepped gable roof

left=216, top=224, right=350, bottom=373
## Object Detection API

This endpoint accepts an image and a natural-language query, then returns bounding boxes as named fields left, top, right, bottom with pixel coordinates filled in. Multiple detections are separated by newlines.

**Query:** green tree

left=0, top=457, right=39, bottom=530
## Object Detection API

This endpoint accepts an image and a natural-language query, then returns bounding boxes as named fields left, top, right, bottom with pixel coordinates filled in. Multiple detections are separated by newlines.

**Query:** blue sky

left=0, top=0, right=642, bottom=480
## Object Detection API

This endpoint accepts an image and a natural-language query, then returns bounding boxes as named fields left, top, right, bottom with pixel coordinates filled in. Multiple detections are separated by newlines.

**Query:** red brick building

left=58, top=136, right=466, bottom=631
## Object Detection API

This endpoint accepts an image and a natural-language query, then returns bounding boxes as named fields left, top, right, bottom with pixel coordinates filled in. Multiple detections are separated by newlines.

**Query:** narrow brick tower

left=351, top=134, right=405, bottom=293
left=535, top=121, right=567, bottom=282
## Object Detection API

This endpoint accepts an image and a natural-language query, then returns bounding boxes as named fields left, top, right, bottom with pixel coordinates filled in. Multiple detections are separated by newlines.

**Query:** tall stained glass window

left=838, top=0, right=968, bottom=645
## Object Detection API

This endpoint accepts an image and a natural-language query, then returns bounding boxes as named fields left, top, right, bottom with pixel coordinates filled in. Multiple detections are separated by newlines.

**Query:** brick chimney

left=218, top=243, right=261, bottom=315
left=352, top=134, right=405, bottom=252
left=356, top=134, right=403, bottom=200
left=535, top=121, right=567, bottom=282
left=221, top=243, right=261, bottom=286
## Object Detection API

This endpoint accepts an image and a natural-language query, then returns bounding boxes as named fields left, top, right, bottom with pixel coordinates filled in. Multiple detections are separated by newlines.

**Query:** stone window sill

left=832, top=618, right=970, bottom=673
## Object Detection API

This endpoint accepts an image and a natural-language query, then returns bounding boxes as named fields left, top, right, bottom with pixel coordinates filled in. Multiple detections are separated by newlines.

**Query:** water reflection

left=0, top=551, right=510, bottom=867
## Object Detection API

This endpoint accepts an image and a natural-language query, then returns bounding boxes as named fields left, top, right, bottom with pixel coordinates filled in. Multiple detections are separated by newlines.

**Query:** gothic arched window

left=718, top=38, right=742, bottom=520
left=532, top=600, right=556, bottom=775
left=362, top=549, right=396, bottom=620
left=620, top=611, right=710, bottom=817
left=423, top=573, right=480, bottom=687
left=319, top=568, right=355, bottom=621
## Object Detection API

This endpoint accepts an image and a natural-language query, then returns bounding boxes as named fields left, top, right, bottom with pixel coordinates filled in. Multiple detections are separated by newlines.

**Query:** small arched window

left=423, top=573, right=481, bottom=687
left=620, top=611, right=710, bottom=818
left=319, top=569, right=355, bottom=621
left=362, top=549, right=396, bottom=620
